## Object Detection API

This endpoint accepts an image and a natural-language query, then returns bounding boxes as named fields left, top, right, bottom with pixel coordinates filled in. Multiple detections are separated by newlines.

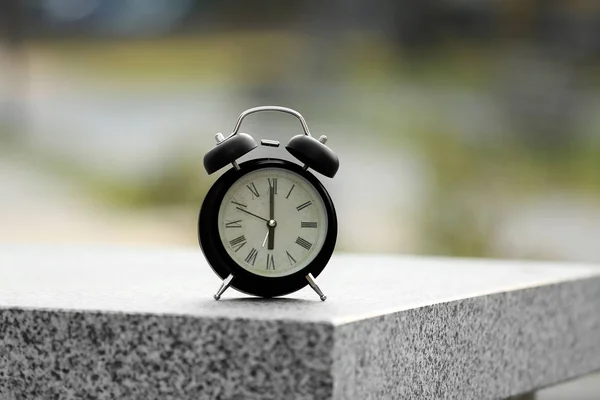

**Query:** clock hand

left=269, top=182, right=275, bottom=221
left=262, top=230, right=269, bottom=248
left=268, top=184, right=275, bottom=250
left=236, top=207, right=269, bottom=223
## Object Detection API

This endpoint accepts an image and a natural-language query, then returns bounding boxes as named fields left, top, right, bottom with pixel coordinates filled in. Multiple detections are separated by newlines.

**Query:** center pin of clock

left=267, top=219, right=277, bottom=228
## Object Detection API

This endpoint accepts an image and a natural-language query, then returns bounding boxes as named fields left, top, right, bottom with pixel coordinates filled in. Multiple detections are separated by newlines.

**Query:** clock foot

left=213, top=274, right=234, bottom=300
left=306, top=273, right=327, bottom=301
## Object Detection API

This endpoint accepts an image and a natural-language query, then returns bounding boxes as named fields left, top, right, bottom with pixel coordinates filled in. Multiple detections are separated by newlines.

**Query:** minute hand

left=268, top=185, right=275, bottom=250
left=236, top=207, right=269, bottom=223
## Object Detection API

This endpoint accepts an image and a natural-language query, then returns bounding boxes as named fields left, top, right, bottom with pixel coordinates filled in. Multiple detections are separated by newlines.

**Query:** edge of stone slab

left=331, top=271, right=600, bottom=325
left=331, top=275, right=600, bottom=400
left=0, top=307, right=336, bottom=400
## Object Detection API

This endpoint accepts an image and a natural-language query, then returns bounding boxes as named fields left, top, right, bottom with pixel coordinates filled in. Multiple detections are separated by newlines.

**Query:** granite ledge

left=1, top=246, right=599, bottom=399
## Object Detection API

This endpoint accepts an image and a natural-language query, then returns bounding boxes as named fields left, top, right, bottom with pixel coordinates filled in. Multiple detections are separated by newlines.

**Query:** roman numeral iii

left=296, top=201, right=312, bottom=211
left=301, top=222, right=317, bottom=228
left=295, top=237, right=312, bottom=251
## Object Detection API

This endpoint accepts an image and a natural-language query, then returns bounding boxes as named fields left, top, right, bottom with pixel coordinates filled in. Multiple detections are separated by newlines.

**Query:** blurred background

left=0, top=0, right=599, bottom=396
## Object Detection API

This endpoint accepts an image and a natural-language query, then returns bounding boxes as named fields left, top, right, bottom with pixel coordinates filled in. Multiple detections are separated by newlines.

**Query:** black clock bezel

left=198, top=158, right=338, bottom=298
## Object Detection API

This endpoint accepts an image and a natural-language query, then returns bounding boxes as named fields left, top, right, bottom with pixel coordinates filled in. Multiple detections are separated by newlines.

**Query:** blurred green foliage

left=414, top=130, right=600, bottom=256
left=9, top=34, right=600, bottom=257
left=87, top=157, right=211, bottom=208
left=31, top=34, right=305, bottom=84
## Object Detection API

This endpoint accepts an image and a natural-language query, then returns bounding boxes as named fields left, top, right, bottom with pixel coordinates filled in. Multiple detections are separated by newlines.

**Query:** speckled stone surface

left=1, top=246, right=600, bottom=399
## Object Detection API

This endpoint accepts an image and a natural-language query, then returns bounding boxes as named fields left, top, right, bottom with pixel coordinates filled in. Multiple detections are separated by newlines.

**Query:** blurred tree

left=0, top=0, right=27, bottom=139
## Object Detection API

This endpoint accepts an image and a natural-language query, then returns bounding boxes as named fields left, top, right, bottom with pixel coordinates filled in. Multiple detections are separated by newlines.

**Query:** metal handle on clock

left=229, top=106, right=312, bottom=139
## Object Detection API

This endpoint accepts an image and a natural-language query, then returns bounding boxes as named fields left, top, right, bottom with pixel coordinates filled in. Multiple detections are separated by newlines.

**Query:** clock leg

left=306, top=273, right=327, bottom=301
left=213, top=274, right=234, bottom=300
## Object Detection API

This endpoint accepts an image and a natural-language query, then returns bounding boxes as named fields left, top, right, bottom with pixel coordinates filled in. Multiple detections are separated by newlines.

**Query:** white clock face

left=218, top=167, right=328, bottom=277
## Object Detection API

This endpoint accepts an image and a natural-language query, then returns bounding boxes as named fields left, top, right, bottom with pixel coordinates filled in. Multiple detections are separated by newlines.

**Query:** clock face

left=217, top=167, right=328, bottom=278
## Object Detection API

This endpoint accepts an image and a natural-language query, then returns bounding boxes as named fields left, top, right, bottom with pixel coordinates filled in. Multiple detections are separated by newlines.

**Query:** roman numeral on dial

left=296, top=201, right=312, bottom=211
left=301, top=222, right=317, bottom=228
left=246, top=182, right=260, bottom=198
left=225, top=220, right=242, bottom=228
left=266, top=254, right=276, bottom=270
left=286, top=251, right=296, bottom=265
left=286, top=184, right=295, bottom=199
left=231, top=198, right=247, bottom=208
left=245, top=248, right=258, bottom=265
left=229, top=235, right=247, bottom=252
left=295, top=237, right=312, bottom=251
left=268, top=178, right=277, bottom=195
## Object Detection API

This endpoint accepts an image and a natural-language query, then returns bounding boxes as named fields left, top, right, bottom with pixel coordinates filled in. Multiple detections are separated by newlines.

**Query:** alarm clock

left=198, top=106, right=339, bottom=301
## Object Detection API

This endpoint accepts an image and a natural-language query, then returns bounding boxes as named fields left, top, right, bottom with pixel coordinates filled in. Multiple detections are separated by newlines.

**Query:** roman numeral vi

left=266, top=254, right=276, bottom=270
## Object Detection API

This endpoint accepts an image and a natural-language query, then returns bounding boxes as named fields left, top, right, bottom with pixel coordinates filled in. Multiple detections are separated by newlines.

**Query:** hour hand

left=267, top=226, right=275, bottom=249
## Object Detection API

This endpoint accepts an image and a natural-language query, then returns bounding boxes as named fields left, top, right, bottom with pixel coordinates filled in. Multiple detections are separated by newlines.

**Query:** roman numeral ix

left=225, top=220, right=242, bottom=228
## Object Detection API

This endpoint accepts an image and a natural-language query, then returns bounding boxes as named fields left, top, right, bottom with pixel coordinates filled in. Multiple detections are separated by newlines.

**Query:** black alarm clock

left=198, top=106, right=339, bottom=301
